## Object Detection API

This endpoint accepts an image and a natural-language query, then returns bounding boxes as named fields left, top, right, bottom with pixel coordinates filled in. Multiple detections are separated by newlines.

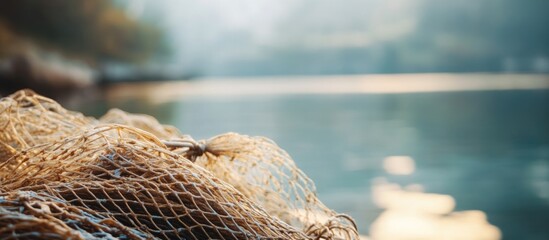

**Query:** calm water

left=75, top=78, right=549, bottom=239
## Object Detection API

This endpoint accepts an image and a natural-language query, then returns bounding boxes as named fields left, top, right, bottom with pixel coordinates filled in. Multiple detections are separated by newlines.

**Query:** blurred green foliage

left=0, top=0, right=166, bottom=64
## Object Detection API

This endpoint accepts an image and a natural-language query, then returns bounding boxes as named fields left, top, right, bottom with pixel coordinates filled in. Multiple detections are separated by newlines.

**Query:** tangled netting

left=0, top=89, right=358, bottom=239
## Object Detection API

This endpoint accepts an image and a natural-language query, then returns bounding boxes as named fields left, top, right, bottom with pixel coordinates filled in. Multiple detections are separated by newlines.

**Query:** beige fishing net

left=0, top=89, right=358, bottom=239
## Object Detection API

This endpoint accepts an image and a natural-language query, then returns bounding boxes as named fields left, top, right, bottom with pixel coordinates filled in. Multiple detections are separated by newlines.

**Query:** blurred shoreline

left=3, top=73, right=547, bottom=110
left=104, top=73, right=549, bottom=103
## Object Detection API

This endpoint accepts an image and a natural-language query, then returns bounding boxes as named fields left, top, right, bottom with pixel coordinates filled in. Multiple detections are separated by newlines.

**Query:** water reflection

left=383, top=156, right=415, bottom=175
left=370, top=157, right=501, bottom=240
left=528, top=159, right=549, bottom=203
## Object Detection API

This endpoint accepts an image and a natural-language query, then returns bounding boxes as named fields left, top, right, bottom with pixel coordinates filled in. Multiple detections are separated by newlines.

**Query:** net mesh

left=0, top=89, right=359, bottom=239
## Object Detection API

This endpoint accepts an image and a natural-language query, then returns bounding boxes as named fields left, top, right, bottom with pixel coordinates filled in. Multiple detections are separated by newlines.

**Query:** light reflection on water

left=75, top=76, right=549, bottom=239
left=383, top=156, right=415, bottom=175
left=370, top=157, right=500, bottom=240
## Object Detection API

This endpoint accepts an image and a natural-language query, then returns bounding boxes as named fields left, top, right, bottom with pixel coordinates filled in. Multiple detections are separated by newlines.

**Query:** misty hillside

left=120, top=0, right=549, bottom=76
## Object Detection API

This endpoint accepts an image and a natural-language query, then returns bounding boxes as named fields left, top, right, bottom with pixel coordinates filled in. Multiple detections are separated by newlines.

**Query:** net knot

left=188, top=140, right=207, bottom=161
left=162, top=138, right=207, bottom=162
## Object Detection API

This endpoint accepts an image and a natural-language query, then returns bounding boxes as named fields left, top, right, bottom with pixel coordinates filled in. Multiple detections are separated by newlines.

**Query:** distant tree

left=0, top=0, right=166, bottom=64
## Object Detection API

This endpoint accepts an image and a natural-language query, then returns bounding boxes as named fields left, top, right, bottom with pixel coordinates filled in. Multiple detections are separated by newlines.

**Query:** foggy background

left=136, top=0, right=549, bottom=76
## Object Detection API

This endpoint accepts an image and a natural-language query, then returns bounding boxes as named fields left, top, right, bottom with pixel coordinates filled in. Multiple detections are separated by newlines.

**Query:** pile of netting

left=0, top=89, right=358, bottom=239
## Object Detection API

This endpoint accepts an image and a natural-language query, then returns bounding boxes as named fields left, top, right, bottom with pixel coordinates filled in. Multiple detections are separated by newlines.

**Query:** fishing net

left=99, top=108, right=181, bottom=140
left=0, top=89, right=94, bottom=162
left=0, top=89, right=359, bottom=239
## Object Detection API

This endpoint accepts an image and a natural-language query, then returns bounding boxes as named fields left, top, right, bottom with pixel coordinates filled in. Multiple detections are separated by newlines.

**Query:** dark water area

left=75, top=88, right=549, bottom=239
